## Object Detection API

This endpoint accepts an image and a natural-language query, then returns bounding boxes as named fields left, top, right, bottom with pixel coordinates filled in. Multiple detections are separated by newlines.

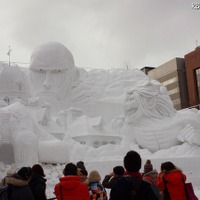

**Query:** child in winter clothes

left=88, top=170, right=107, bottom=200
left=156, top=161, right=187, bottom=200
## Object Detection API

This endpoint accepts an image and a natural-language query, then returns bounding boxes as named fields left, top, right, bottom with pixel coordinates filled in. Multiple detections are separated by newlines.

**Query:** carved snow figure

left=2, top=41, right=200, bottom=166
left=119, top=80, right=200, bottom=152
left=0, top=101, right=69, bottom=167
left=28, top=41, right=93, bottom=115
left=29, top=41, right=77, bottom=100
left=124, top=80, right=176, bottom=123
left=0, top=102, right=38, bottom=167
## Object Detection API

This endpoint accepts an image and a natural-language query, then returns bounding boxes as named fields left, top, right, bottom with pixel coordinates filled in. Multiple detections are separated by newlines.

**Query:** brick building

left=184, top=46, right=200, bottom=108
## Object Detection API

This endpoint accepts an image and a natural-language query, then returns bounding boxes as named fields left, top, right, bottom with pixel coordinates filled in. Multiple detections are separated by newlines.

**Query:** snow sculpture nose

left=43, top=71, right=52, bottom=89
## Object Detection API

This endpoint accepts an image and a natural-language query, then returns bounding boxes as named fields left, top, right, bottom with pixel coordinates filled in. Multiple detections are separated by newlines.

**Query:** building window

left=162, top=77, right=178, bottom=86
left=195, top=68, right=200, bottom=101
left=168, top=88, right=179, bottom=95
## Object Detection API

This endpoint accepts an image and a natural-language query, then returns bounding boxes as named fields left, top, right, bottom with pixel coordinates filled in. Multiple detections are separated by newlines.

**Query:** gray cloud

left=0, top=0, right=199, bottom=69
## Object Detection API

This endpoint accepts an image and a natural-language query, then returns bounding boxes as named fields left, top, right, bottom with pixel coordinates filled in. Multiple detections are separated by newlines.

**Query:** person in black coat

left=110, top=151, right=159, bottom=200
left=5, top=166, right=34, bottom=200
left=102, top=166, right=124, bottom=189
left=29, top=164, right=47, bottom=200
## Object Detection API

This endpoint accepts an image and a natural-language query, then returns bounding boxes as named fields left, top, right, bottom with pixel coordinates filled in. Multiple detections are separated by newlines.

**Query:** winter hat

left=77, top=161, right=86, bottom=170
left=63, top=163, right=77, bottom=176
left=17, top=167, right=32, bottom=180
left=124, top=150, right=141, bottom=172
left=144, top=160, right=153, bottom=174
left=113, top=166, right=125, bottom=176
left=32, top=164, right=45, bottom=177
left=88, top=170, right=101, bottom=183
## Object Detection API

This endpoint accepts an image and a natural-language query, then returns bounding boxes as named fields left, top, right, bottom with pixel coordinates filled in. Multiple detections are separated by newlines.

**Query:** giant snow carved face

left=28, top=42, right=76, bottom=100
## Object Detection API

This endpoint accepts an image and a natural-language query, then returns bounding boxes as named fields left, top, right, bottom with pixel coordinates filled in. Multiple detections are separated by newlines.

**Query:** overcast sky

left=0, top=0, right=199, bottom=69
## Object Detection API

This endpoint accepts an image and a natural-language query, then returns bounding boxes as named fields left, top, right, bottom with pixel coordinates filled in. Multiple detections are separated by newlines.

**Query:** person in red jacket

left=156, top=161, right=187, bottom=200
left=54, top=162, right=90, bottom=200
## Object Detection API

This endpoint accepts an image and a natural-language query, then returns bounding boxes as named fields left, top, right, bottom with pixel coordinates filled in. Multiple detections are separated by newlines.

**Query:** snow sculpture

left=56, top=107, right=122, bottom=148
left=0, top=64, right=29, bottom=105
left=2, top=41, right=200, bottom=166
left=120, top=80, right=200, bottom=152
left=0, top=110, right=14, bottom=164
left=0, top=102, right=69, bottom=167
left=124, top=80, right=176, bottom=123
left=29, top=41, right=78, bottom=100
left=28, top=41, right=94, bottom=115
left=0, top=102, right=38, bottom=167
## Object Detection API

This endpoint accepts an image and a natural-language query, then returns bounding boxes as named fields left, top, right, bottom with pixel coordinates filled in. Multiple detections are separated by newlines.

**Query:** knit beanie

left=144, top=160, right=153, bottom=174
left=88, top=170, right=101, bottom=183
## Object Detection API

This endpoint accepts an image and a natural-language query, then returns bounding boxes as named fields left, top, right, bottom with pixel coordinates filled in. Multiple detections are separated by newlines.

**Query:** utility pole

left=7, top=46, right=12, bottom=66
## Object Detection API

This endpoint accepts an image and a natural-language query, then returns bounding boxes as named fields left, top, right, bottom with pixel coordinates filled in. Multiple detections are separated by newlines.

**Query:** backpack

left=125, top=176, right=158, bottom=200
left=118, top=176, right=142, bottom=200
left=0, top=185, right=9, bottom=200
left=130, top=177, right=142, bottom=200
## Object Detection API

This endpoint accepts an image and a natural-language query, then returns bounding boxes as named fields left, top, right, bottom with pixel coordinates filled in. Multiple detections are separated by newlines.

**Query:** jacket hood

left=59, top=176, right=81, bottom=191
left=5, top=174, right=28, bottom=187
left=143, top=169, right=158, bottom=176
left=143, top=169, right=158, bottom=181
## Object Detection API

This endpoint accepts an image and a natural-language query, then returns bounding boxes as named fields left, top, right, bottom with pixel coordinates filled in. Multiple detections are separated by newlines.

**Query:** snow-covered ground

left=1, top=155, right=200, bottom=199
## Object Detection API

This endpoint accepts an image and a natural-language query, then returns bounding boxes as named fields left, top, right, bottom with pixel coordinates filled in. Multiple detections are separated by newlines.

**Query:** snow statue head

left=28, top=41, right=79, bottom=101
left=124, top=80, right=176, bottom=123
